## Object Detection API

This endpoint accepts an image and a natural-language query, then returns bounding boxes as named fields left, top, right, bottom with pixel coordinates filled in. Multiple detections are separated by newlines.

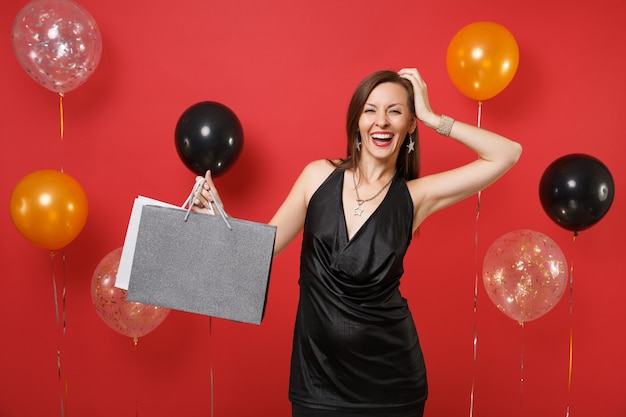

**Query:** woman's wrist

left=435, top=114, right=455, bottom=136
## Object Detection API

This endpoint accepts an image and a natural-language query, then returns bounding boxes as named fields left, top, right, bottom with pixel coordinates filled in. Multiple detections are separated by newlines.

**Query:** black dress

left=289, top=169, right=428, bottom=416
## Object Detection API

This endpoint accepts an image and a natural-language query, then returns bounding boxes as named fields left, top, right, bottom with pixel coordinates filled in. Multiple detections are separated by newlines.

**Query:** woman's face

left=357, top=82, right=415, bottom=160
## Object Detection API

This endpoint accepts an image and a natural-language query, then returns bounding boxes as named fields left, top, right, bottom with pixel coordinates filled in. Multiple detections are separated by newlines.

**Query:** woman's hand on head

left=398, top=68, right=438, bottom=128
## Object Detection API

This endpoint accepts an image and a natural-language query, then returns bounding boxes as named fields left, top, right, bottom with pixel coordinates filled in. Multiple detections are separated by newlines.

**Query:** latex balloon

left=174, top=101, right=244, bottom=177
left=539, top=154, right=614, bottom=232
left=10, top=170, right=88, bottom=250
left=12, top=0, right=102, bottom=94
left=483, top=230, right=568, bottom=323
left=446, top=21, right=519, bottom=101
left=91, top=247, right=170, bottom=340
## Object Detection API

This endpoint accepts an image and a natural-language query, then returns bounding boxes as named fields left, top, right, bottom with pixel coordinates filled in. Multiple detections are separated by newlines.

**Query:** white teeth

left=372, top=133, right=393, bottom=140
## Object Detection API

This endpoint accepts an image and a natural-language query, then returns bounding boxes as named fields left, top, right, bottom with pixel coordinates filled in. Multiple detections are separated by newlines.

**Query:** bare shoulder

left=301, top=159, right=337, bottom=177
left=298, top=159, right=337, bottom=201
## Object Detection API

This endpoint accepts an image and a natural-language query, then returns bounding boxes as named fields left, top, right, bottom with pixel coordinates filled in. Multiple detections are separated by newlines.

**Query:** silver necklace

left=352, top=169, right=395, bottom=216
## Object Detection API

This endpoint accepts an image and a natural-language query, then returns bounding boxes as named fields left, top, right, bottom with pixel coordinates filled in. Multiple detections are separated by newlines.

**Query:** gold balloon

left=9, top=170, right=88, bottom=250
left=447, top=21, right=520, bottom=101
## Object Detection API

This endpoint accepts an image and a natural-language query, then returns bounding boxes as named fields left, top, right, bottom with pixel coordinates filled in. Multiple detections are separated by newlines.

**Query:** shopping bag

left=123, top=188, right=276, bottom=325
left=115, top=196, right=179, bottom=291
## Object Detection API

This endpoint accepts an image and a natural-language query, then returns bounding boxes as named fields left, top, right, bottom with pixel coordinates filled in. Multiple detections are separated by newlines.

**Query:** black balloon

left=174, top=101, right=244, bottom=177
left=539, top=153, right=614, bottom=232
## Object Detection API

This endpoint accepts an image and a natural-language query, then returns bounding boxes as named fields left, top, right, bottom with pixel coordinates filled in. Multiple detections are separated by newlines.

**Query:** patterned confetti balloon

left=12, top=0, right=102, bottom=94
left=483, top=230, right=568, bottom=323
left=91, top=247, right=170, bottom=340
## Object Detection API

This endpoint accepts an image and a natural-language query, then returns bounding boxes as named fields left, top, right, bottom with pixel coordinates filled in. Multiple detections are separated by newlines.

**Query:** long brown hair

left=331, top=70, right=420, bottom=181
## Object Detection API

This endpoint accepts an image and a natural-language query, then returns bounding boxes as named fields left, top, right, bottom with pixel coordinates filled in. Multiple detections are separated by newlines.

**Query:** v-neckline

left=341, top=170, right=394, bottom=242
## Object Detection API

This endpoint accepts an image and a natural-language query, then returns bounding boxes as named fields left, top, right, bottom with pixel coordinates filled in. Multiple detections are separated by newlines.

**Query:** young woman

left=194, top=68, right=522, bottom=417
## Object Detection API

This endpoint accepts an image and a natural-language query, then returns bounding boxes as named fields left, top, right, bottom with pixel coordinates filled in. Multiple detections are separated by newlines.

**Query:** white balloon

left=12, top=0, right=103, bottom=94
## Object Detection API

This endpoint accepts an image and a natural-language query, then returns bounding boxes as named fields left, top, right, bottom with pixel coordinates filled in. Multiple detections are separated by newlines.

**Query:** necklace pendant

left=353, top=204, right=364, bottom=216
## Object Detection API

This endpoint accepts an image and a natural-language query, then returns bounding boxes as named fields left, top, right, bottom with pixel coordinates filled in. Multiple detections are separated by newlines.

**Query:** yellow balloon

left=446, top=21, right=519, bottom=101
left=9, top=170, right=89, bottom=250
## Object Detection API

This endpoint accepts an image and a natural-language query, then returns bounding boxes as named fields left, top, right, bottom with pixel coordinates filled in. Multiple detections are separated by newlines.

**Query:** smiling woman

left=2, top=0, right=624, bottom=415
left=192, top=68, right=521, bottom=417
left=358, top=82, right=416, bottom=159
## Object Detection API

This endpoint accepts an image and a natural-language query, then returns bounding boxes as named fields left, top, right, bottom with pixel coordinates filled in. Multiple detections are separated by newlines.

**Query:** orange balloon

left=446, top=21, right=519, bottom=101
left=9, top=170, right=88, bottom=250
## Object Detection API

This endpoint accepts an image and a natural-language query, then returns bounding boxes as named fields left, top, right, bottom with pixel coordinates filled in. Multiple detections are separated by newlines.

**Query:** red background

left=1, top=0, right=624, bottom=416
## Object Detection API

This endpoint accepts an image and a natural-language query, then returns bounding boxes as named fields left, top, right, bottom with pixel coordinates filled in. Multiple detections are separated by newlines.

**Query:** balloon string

left=210, top=317, right=214, bottom=417
left=469, top=191, right=480, bottom=417
left=468, top=287, right=478, bottom=417
left=61, top=249, right=67, bottom=336
left=59, top=92, right=65, bottom=173
left=60, top=249, right=68, bottom=412
left=566, top=232, right=577, bottom=416
left=468, top=102, right=482, bottom=417
left=51, top=250, right=67, bottom=417
left=134, top=337, right=139, bottom=417
left=477, top=101, right=483, bottom=128
left=519, top=322, right=524, bottom=414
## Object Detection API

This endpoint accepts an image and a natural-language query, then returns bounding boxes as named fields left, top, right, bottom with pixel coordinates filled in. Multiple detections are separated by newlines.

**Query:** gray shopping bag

left=126, top=204, right=276, bottom=325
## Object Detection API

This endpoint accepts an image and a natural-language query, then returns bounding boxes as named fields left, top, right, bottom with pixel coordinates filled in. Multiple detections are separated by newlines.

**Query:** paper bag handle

left=184, top=177, right=232, bottom=230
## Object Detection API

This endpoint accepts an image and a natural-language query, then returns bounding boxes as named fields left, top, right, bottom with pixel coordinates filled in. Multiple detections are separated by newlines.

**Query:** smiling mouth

left=371, top=133, right=393, bottom=145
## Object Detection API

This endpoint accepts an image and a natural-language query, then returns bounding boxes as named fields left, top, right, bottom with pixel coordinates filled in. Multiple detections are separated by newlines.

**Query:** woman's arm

left=268, top=159, right=335, bottom=256
left=195, top=160, right=334, bottom=257
left=398, top=68, right=523, bottom=230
